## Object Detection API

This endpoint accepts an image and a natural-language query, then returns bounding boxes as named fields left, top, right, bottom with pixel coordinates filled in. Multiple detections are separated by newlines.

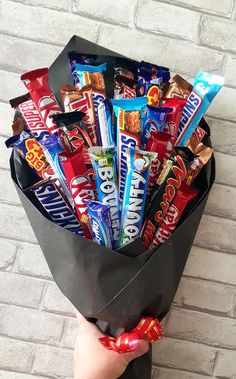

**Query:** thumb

left=125, top=338, right=150, bottom=363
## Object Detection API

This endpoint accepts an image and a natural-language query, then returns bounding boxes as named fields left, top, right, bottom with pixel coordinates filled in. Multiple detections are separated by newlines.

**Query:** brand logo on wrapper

left=35, top=183, right=83, bottom=234
left=97, top=166, right=120, bottom=244
left=25, top=138, right=47, bottom=172
left=119, top=132, right=139, bottom=202
left=177, top=91, right=202, bottom=141
left=155, top=156, right=187, bottom=224
left=147, top=86, right=162, bottom=107
left=70, top=176, right=95, bottom=215
left=90, top=216, right=107, bottom=246
left=152, top=205, right=179, bottom=246
left=122, top=170, right=147, bottom=246
left=38, top=95, right=61, bottom=134
left=92, top=91, right=106, bottom=113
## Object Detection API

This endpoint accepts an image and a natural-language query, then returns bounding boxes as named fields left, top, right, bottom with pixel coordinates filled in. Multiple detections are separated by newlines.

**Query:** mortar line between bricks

left=0, top=234, right=38, bottom=246
left=193, top=242, right=236, bottom=256
left=0, top=330, right=73, bottom=352
left=151, top=0, right=234, bottom=20
left=6, top=0, right=75, bottom=16
left=203, top=210, right=236, bottom=223
left=164, top=331, right=236, bottom=351
left=182, top=273, right=236, bottom=289
left=151, top=362, right=213, bottom=377
left=0, top=29, right=64, bottom=49
left=172, top=302, right=235, bottom=319
left=0, top=269, right=52, bottom=284
left=233, top=294, right=236, bottom=317
left=0, top=367, right=59, bottom=379
left=0, top=30, right=62, bottom=49
left=171, top=304, right=236, bottom=322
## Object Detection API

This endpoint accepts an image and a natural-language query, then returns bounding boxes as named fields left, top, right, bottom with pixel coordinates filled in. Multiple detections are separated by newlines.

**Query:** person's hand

left=74, top=311, right=149, bottom=379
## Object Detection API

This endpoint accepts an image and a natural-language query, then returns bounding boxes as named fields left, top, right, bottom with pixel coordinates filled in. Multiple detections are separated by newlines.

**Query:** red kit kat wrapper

left=21, top=68, right=61, bottom=135
left=150, top=183, right=198, bottom=248
left=58, top=145, right=95, bottom=238
left=141, top=147, right=195, bottom=248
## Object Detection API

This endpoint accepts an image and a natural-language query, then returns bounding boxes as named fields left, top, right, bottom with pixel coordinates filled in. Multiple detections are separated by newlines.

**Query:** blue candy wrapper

left=142, top=106, right=172, bottom=150
left=175, top=71, right=224, bottom=146
left=74, top=62, right=107, bottom=88
left=88, top=146, right=120, bottom=249
left=119, top=149, right=156, bottom=248
left=97, top=99, right=115, bottom=147
left=87, top=200, right=113, bottom=249
left=112, top=97, right=147, bottom=203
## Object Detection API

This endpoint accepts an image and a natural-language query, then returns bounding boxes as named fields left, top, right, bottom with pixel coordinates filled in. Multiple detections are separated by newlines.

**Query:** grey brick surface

left=0, top=0, right=236, bottom=378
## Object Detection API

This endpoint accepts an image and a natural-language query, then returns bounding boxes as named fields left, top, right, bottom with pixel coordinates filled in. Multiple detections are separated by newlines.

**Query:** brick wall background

left=0, top=0, right=236, bottom=378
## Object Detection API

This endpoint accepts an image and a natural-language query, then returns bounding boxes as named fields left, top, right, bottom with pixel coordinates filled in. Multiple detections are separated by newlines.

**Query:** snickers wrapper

left=9, top=36, right=215, bottom=379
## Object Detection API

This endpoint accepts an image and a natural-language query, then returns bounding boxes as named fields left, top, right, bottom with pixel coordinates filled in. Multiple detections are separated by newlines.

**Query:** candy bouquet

left=7, top=36, right=223, bottom=379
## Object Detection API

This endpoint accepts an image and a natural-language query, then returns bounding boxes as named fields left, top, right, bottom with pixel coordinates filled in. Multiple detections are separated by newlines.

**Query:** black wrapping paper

left=9, top=36, right=215, bottom=379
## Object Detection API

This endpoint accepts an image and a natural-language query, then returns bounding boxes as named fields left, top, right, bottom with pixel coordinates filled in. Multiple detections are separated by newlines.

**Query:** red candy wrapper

left=58, top=145, right=95, bottom=238
left=150, top=183, right=198, bottom=248
left=21, top=68, right=61, bottom=135
left=10, top=93, right=50, bottom=141
left=162, top=97, right=187, bottom=159
left=146, top=131, right=172, bottom=196
left=141, top=147, right=195, bottom=248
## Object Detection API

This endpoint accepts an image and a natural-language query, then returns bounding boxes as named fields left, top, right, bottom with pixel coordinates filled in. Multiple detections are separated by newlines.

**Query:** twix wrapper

left=186, top=145, right=213, bottom=185
left=150, top=183, right=198, bottom=248
left=141, top=147, right=195, bottom=248
left=60, top=84, right=97, bottom=145
left=112, top=97, right=147, bottom=202
left=21, top=68, right=61, bottom=135
left=164, top=74, right=192, bottom=99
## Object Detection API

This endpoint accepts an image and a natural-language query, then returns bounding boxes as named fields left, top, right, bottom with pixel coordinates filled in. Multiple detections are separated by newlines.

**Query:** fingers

left=125, top=338, right=150, bottom=363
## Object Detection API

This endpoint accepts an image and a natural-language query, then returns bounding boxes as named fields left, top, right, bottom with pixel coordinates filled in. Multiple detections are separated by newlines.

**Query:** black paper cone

left=9, top=36, right=215, bottom=379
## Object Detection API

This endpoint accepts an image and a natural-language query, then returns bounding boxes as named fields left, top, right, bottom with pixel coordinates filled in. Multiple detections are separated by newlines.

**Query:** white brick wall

left=0, top=0, right=236, bottom=378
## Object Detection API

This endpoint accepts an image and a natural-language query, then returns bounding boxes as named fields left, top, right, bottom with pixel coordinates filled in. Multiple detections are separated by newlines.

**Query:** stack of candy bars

left=5, top=54, right=224, bottom=251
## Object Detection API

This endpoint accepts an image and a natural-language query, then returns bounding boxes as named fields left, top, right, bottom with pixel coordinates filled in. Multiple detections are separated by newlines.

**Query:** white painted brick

left=1, top=135, right=13, bottom=170
left=0, top=102, right=13, bottom=137
left=207, top=86, right=236, bottom=122
left=201, top=16, right=236, bottom=53
left=0, top=204, right=36, bottom=243
left=14, top=242, right=52, bottom=279
left=171, top=0, right=233, bottom=16
left=0, top=239, right=17, bottom=269
left=194, top=214, right=236, bottom=253
left=206, top=183, right=236, bottom=220
left=0, top=169, right=21, bottom=206
left=215, top=152, right=236, bottom=187
left=43, top=282, right=75, bottom=316
left=0, top=372, right=47, bottom=379
left=185, top=246, right=236, bottom=286
left=0, top=305, right=64, bottom=344
left=0, top=337, right=34, bottom=372
left=137, top=1, right=200, bottom=42
left=74, top=0, right=137, bottom=26
left=152, top=366, right=208, bottom=379
left=214, top=349, right=236, bottom=377
left=0, top=69, right=25, bottom=103
left=224, top=54, right=236, bottom=88
left=0, top=35, right=61, bottom=73
left=152, top=337, right=217, bottom=374
left=98, top=25, right=223, bottom=77
left=33, top=345, right=73, bottom=377
left=206, top=117, right=236, bottom=155
left=0, top=272, right=44, bottom=308
left=61, top=318, right=78, bottom=349
left=0, top=0, right=99, bottom=46
left=14, top=0, right=71, bottom=11
left=166, top=308, right=236, bottom=348
left=174, top=277, right=235, bottom=316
